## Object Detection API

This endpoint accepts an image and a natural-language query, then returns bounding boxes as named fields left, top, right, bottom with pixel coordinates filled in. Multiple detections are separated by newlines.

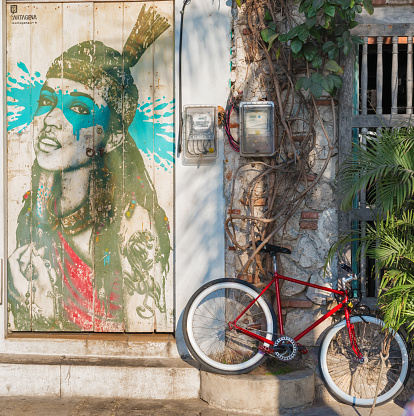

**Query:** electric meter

left=182, top=105, right=218, bottom=165
left=239, top=101, right=275, bottom=157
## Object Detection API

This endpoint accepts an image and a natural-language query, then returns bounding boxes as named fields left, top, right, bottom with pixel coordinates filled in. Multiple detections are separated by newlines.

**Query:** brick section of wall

left=237, top=273, right=254, bottom=283
left=301, top=211, right=320, bottom=220
left=281, top=300, right=313, bottom=308
left=299, top=220, right=318, bottom=230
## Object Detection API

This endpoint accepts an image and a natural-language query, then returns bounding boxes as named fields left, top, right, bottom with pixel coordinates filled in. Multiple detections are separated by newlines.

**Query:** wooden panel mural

left=6, top=2, right=174, bottom=332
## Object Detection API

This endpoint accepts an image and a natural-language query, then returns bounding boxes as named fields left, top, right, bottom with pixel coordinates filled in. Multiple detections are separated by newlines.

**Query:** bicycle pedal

left=297, top=343, right=308, bottom=354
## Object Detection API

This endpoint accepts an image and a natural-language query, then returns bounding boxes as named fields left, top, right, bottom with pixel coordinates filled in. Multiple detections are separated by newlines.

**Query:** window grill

left=339, top=23, right=414, bottom=306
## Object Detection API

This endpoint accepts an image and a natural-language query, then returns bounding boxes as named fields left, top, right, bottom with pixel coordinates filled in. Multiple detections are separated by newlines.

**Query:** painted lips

left=37, top=134, right=61, bottom=152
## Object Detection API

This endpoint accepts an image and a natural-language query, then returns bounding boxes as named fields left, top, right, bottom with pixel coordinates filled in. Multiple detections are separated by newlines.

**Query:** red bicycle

left=183, top=241, right=411, bottom=407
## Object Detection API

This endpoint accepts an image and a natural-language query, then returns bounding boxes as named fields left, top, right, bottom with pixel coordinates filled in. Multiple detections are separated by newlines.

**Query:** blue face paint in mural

left=35, top=86, right=110, bottom=141
left=8, top=63, right=174, bottom=172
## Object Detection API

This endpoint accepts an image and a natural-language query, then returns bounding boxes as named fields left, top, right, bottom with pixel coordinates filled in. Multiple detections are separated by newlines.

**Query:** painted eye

left=71, top=104, right=90, bottom=115
left=38, top=96, right=54, bottom=107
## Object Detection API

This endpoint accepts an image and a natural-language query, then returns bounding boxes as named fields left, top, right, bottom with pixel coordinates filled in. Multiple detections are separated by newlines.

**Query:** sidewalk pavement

left=0, top=397, right=404, bottom=416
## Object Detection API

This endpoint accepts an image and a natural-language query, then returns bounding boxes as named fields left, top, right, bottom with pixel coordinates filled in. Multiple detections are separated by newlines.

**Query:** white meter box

left=239, top=102, right=275, bottom=157
left=182, top=105, right=218, bottom=165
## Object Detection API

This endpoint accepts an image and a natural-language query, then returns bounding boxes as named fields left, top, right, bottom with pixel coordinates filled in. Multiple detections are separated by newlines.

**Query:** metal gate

left=339, top=22, right=414, bottom=307
left=6, top=1, right=174, bottom=332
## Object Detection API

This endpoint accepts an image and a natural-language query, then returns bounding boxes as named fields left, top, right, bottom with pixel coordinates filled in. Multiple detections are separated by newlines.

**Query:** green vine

left=260, top=0, right=374, bottom=97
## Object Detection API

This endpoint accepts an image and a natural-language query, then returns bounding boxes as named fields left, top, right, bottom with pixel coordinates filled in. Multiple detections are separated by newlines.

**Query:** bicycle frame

left=229, top=271, right=363, bottom=359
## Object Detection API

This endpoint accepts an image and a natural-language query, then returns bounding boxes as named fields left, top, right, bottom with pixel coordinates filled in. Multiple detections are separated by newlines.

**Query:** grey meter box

left=182, top=105, right=218, bottom=165
left=239, top=101, right=275, bottom=157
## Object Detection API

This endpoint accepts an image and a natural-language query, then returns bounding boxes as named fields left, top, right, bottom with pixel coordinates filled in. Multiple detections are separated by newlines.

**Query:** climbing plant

left=260, top=0, right=373, bottom=97
left=225, top=0, right=374, bottom=280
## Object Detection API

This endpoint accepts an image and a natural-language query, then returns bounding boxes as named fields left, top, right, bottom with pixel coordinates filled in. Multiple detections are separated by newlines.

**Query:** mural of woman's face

left=33, top=78, right=110, bottom=172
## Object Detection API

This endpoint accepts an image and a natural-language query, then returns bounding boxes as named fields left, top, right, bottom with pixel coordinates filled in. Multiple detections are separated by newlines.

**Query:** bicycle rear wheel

left=319, top=315, right=410, bottom=406
left=183, top=278, right=277, bottom=375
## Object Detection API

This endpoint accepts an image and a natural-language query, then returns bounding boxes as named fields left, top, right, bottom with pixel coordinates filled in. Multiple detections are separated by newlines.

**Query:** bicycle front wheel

left=319, top=315, right=410, bottom=407
left=183, top=278, right=277, bottom=375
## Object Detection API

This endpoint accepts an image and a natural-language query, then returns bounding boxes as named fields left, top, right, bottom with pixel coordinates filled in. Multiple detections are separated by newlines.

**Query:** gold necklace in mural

left=46, top=196, right=94, bottom=235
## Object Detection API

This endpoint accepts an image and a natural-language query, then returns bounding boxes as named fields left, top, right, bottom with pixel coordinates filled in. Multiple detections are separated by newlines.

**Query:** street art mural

left=6, top=2, right=174, bottom=332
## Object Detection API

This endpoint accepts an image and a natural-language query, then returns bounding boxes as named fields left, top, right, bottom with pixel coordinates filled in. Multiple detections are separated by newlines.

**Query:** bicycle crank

left=271, top=336, right=298, bottom=361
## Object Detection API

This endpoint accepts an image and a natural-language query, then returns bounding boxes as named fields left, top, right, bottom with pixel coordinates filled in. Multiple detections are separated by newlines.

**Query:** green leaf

left=362, top=0, right=373, bottom=14
left=336, top=0, right=351, bottom=8
left=261, top=28, right=276, bottom=43
left=322, top=41, right=335, bottom=53
left=235, top=0, right=241, bottom=7
left=342, top=30, right=350, bottom=41
left=299, top=2, right=308, bottom=12
left=303, top=42, right=318, bottom=61
left=297, top=25, right=310, bottom=42
left=299, top=0, right=312, bottom=12
left=321, top=75, right=334, bottom=93
left=311, top=72, right=323, bottom=82
left=269, top=22, right=276, bottom=31
left=323, top=15, right=332, bottom=29
left=295, top=78, right=303, bottom=91
left=309, top=27, right=322, bottom=43
left=328, top=46, right=339, bottom=60
left=343, top=40, right=352, bottom=55
left=287, top=26, right=300, bottom=40
left=307, top=7, right=318, bottom=17
left=328, top=73, right=343, bottom=88
left=268, top=33, right=279, bottom=50
left=305, top=16, right=317, bottom=29
left=310, top=81, right=323, bottom=98
left=356, top=4, right=363, bottom=13
left=291, top=38, right=303, bottom=54
left=334, top=24, right=347, bottom=36
left=352, top=35, right=364, bottom=44
left=344, top=9, right=356, bottom=21
left=323, top=3, right=336, bottom=17
left=313, top=0, right=325, bottom=10
left=293, top=50, right=304, bottom=59
left=279, top=34, right=289, bottom=42
left=264, top=10, right=273, bottom=21
left=349, top=20, right=359, bottom=29
left=325, top=59, right=340, bottom=72
left=311, top=55, right=323, bottom=68
left=302, top=77, right=312, bottom=89
left=276, top=45, right=282, bottom=59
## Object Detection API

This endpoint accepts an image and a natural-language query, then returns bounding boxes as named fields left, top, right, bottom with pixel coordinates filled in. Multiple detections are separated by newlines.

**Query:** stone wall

left=224, top=2, right=339, bottom=347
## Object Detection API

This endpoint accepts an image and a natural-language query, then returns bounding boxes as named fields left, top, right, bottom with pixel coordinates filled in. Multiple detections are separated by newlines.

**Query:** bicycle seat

left=256, top=240, right=291, bottom=255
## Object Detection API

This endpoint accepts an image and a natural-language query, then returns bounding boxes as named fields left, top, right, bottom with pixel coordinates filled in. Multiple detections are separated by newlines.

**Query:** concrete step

left=5, top=333, right=181, bottom=359
left=0, top=352, right=200, bottom=399
left=200, top=369, right=315, bottom=415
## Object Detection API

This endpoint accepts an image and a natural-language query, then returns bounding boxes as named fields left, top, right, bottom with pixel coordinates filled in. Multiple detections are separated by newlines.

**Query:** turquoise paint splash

left=7, top=62, right=43, bottom=132
left=7, top=63, right=175, bottom=171
left=128, top=97, right=175, bottom=172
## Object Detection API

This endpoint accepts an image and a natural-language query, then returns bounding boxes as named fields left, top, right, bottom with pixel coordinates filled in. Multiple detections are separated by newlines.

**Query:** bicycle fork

left=345, top=307, right=365, bottom=363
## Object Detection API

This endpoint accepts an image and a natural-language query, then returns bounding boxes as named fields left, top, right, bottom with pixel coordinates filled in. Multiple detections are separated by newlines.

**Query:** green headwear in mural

left=10, top=5, right=171, bottom=331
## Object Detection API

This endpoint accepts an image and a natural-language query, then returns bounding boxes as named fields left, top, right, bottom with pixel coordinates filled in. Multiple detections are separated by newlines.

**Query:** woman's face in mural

left=33, top=78, right=110, bottom=172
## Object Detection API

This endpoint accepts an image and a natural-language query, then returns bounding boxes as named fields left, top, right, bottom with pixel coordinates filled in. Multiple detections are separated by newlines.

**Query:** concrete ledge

left=0, top=356, right=200, bottom=399
left=200, top=369, right=315, bottom=415
left=4, top=333, right=180, bottom=358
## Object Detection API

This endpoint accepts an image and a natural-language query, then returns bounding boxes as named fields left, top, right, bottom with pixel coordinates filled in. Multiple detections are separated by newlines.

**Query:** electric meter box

left=182, top=105, right=218, bottom=165
left=239, top=101, right=275, bottom=157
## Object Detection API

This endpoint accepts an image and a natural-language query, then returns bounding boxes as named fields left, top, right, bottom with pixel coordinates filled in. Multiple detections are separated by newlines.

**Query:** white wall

left=174, top=0, right=231, bottom=355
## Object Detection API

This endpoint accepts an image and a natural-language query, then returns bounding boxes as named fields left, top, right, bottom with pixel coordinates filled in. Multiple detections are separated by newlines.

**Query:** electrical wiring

left=224, top=91, right=243, bottom=152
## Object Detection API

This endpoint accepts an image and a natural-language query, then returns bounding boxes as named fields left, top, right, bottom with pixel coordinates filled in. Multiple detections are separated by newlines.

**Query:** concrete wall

left=175, top=0, right=231, bottom=354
